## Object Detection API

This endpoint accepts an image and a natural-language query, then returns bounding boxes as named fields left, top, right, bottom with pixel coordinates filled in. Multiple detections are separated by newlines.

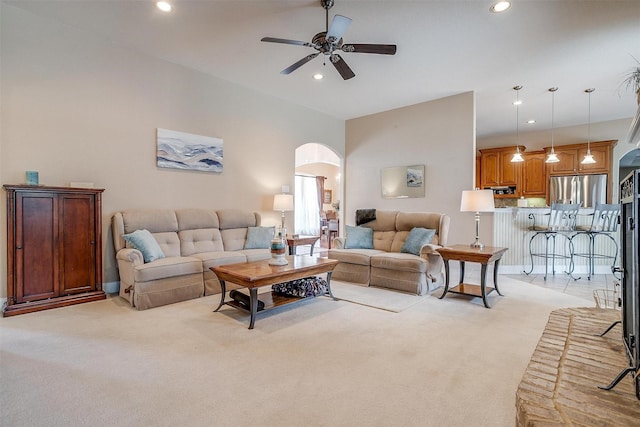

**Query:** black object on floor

left=229, top=289, right=264, bottom=311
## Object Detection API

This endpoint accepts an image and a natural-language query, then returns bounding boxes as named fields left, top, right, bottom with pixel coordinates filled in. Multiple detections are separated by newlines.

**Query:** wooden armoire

left=3, top=185, right=106, bottom=316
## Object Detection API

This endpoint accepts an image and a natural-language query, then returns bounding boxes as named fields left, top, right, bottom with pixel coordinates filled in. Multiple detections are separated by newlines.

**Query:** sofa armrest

left=116, top=248, right=144, bottom=265
left=420, top=243, right=442, bottom=256
left=333, top=237, right=346, bottom=249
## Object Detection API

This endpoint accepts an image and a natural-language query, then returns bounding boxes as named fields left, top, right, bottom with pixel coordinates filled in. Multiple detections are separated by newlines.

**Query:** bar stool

left=570, top=203, right=620, bottom=280
left=524, top=203, right=580, bottom=280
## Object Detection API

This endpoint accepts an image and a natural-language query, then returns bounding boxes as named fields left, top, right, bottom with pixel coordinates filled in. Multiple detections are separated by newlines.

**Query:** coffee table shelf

left=225, top=291, right=309, bottom=312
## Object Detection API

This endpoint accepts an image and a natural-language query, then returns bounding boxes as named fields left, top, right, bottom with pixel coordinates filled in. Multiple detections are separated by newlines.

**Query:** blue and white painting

left=157, top=128, right=223, bottom=173
left=406, top=166, right=423, bottom=187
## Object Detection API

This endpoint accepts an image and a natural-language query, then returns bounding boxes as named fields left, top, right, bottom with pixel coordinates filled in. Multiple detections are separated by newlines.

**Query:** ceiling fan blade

left=280, top=53, right=320, bottom=75
left=341, top=44, right=397, bottom=55
left=326, top=15, right=352, bottom=44
left=261, top=37, right=312, bottom=47
left=331, top=54, right=355, bottom=80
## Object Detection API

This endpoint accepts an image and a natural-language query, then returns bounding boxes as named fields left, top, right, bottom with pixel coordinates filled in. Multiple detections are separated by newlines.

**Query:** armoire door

left=60, top=193, right=97, bottom=294
left=15, top=191, right=59, bottom=302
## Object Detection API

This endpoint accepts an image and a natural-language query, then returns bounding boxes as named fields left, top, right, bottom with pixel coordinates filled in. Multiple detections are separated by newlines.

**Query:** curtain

left=294, top=175, right=321, bottom=235
left=316, top=176, right=325, bottom=216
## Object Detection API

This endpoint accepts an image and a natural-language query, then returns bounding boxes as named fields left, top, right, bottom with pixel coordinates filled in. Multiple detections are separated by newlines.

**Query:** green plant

left=622, top=54, right=640, bottom=94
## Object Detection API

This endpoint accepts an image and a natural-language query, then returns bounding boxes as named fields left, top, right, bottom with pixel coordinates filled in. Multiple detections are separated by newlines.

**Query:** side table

left=436, top=245, right=508, bottom=308
left=287, top=235, right=320, bottom=255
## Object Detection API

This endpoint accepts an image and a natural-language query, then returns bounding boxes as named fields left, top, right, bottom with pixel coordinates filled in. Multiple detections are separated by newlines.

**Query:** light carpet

left=329, top=281, right=423, bottom=312
left=0, top=276, right=594, bottom=427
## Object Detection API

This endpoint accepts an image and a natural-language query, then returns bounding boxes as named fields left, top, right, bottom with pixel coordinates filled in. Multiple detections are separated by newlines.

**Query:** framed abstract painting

left=157, top=128, right=223, bottom=173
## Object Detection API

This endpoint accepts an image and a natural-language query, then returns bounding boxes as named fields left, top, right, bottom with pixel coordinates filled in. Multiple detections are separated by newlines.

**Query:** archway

left=294, top=143, right=342, bottom=247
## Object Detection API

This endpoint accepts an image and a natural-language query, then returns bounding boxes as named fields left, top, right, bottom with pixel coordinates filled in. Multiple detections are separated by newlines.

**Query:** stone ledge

left=516, top=307, right=640, bottom=426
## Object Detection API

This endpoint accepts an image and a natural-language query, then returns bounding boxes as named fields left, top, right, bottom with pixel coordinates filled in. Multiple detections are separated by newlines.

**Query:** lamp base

left=268, top=254, right=288, bottom=266
left=469, top=240, right=484, bottom=250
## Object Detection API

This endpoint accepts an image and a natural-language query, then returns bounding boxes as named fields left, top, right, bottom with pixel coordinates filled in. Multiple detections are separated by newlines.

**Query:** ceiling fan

left=261, top=0, right=397, bottom=80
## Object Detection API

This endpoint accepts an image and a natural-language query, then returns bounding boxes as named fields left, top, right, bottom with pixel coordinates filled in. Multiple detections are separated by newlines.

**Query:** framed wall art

left=323, top=189, right=332, bottom=204
left=157, top=128, right=223, bottom=173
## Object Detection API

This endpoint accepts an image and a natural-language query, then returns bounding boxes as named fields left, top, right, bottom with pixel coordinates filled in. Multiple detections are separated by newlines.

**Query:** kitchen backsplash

left=494, top=197, right=547, bottom=208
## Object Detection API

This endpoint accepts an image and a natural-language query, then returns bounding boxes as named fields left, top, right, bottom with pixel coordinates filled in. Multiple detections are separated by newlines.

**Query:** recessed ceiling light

left=156, top=1, right=173, bottom=12
left=490, top=1, right=511, bottom=13
left=313, top=73, right=324, bottom=80
left=527, top=119, right=536, bottom=124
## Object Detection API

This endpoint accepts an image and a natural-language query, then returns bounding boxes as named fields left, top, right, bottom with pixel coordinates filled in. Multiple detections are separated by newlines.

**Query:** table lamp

left=460, top=189, right=495, bottom=249
left=273, top=193, right=294, bottom=232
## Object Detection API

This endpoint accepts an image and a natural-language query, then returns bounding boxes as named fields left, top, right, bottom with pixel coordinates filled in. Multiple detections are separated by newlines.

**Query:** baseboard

left=103, top=281, right=120, bottom=294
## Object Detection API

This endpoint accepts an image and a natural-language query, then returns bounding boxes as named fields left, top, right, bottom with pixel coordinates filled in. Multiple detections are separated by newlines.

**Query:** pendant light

left=545, top=87, right=560, bottom=163
left=581, top=88, right=596, bottom=164
left=511, top=85, right=524, bottom=162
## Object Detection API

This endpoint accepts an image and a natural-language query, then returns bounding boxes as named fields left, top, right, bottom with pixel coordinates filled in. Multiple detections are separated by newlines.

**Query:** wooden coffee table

left=436, top=245, right=508, bottom=308
left=211, top=256, right=339, bottom=329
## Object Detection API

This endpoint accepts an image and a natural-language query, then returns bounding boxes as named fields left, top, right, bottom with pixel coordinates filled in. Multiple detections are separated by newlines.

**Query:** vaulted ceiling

left=6, top=0, right=640, bottom=138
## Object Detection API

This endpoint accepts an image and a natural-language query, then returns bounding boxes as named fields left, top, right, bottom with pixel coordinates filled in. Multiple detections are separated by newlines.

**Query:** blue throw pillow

left=123, top=229, right=165, bottom=263
left=345, top=225, right=373, bottom=249
left=244, top=226, right=275, bottom=249
left=401, top=227, right=436, bottom=256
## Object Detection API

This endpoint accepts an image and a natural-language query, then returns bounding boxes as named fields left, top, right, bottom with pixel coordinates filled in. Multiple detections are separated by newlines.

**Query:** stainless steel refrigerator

left=549, top=174, right=607, bottom=208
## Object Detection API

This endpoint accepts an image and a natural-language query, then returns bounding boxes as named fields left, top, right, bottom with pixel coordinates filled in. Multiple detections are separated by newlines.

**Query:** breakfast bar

left=492, top=207, right=619, bottom=276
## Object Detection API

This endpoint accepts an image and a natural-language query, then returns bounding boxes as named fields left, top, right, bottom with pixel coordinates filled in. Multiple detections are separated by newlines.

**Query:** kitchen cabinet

left=544, top=140, right=616, bottom=203
left=3, top=185, right=106, bottom=316
left=479, top=146, right=523, bottom=196
left=522, top=151, right=547, bottom=197
left=544, top=140, right=614, bottom=175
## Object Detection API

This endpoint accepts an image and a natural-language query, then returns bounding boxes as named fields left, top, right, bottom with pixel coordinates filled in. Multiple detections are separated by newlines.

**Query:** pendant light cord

left=586, top=88, right=594, bottom=152
left=551, top=89, right=555, bottom=151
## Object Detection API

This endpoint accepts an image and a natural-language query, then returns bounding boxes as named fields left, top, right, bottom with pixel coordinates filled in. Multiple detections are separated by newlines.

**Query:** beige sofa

left=112, top=209, right=271, bottom=310
left=328, top=211, right=450, bottom=295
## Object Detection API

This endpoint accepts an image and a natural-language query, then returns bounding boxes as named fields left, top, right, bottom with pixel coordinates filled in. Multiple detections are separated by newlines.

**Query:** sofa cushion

left=361, top=210, right=398, bottom=231
left=372, top=230, right=396, bottom=252
left=396, top=211, right=448, bottom=246
left=345, top=225, right=374, bottom=249
left=179, top=229, right=224, bottom=256
left=193, top=251, right=248, bottom=268
left=151, top=232, right=182, bottom=257
left=123, top=229, right=165, bottom=263
left=241, top=249, right=272, bottom=262
left=220, top=228, right=248, bottom=251
left=370, top=252, right=427, bottom=273
left=122, top=209, right=178, bottom=234
left=401, top=227, right=436, bottom=255
left=175, top=209, right=219, bottom=230
left=244, top=226, right=275, bottom=249
left=133, top=256, right=203, bottom=282
left=329, top=248, right=385, bottom=266
left=217, top=209, right=259, bottom=229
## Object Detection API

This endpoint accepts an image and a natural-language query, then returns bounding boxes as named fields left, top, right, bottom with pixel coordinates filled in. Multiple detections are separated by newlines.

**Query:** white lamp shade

left=460, top=189, right=495, bottom=212
left=273, top=194, right=294, bottom=211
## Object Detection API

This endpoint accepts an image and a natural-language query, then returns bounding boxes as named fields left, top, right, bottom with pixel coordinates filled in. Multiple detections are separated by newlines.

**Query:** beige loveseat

left=112, top=209, right=271, bottom=310
left=328, top=211, right=450, bottom=295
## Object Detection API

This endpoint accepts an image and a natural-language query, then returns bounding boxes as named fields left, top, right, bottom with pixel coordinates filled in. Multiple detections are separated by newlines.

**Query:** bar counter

left=492, top=207, right=619, bottom=275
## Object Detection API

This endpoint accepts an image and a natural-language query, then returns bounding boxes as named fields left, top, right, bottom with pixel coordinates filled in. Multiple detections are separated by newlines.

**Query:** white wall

left=345, top=92, right=476, bottom=246
left=0, top=4, right=345, bottom=294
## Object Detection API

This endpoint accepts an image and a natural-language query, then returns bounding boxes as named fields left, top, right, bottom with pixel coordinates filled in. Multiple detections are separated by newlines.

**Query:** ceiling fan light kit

left=261, top=0, right=397, bottom=80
